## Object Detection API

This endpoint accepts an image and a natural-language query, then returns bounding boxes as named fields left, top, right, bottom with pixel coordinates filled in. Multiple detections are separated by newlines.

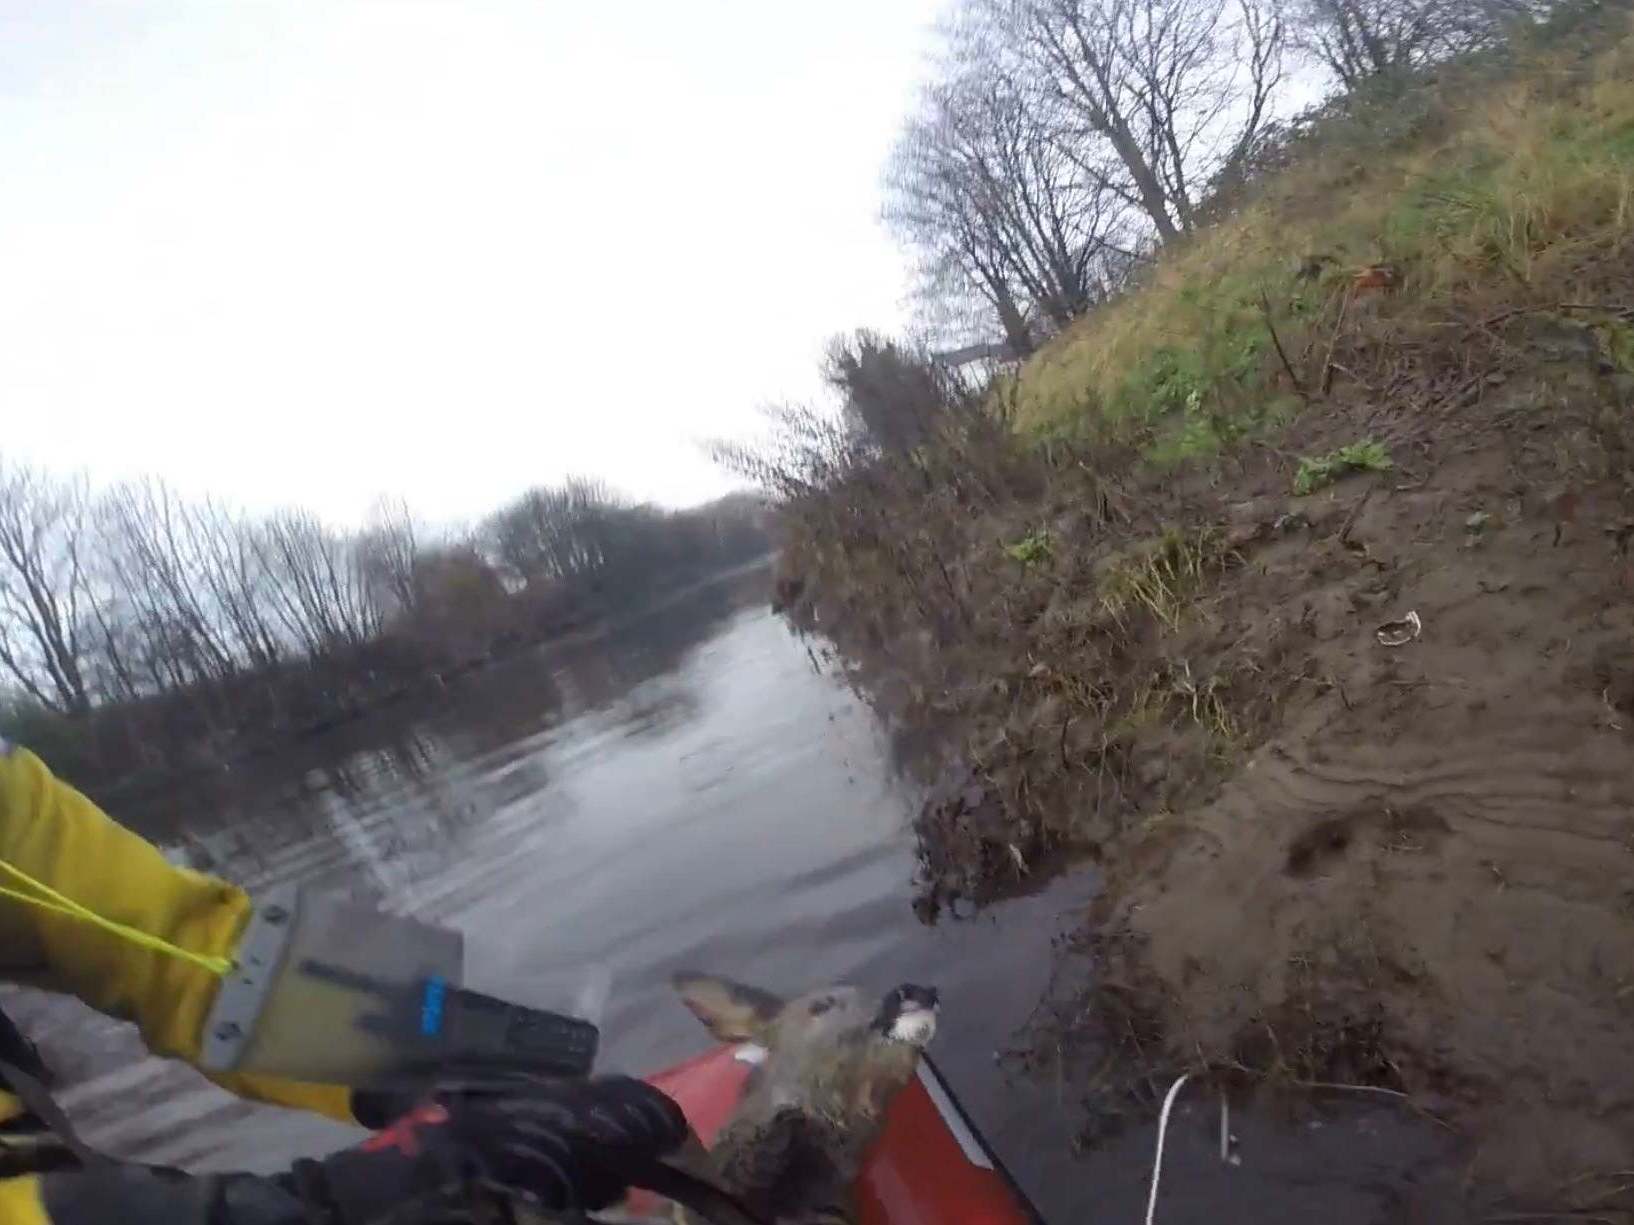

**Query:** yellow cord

left=0, top=859, right=233, bottom=976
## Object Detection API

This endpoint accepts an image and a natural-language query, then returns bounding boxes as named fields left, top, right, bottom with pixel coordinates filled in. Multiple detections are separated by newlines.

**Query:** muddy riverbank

left=777, top=311, right=1634, bottom=1216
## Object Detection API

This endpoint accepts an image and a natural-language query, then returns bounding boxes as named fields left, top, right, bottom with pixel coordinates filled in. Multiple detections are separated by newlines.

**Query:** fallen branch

left=1472, top=301, right=1634, bottom=331
left=1320, top=286, right=1354, bottom=395
left=1260, top=291, right=1307, bottom=399
left=1430, top=371, right=1486, bottom=416
left=1326, top=361, right=1376, bottom=393
left=1338, top=487, right=1372, bottom=545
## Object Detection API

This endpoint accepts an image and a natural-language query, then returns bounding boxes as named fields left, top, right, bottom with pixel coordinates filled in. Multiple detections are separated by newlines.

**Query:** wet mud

left=781, top=316, right=1634, bottom=1216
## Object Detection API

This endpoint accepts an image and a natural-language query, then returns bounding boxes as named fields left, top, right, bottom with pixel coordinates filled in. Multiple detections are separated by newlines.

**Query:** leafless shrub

left=0, top=459, right=92, bottom=713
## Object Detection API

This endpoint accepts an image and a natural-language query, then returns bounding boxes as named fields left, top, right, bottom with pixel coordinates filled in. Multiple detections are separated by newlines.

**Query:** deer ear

left=673, top=973, right=785, bottom=1043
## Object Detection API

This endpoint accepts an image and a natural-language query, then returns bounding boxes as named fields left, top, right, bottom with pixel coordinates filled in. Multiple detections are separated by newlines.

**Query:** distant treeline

left=0, top=463, right=769, bottom=790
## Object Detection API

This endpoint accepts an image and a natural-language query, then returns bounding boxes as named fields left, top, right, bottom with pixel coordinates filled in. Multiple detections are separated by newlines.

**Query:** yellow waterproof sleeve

left=0, top=1174, right=50, bottom=1225
left=0, top=745, right=353, bottom=1124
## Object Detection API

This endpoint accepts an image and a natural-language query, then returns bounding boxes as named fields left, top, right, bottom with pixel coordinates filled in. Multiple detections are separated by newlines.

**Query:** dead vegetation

left=1001, top=914, right=1450, bottom=1166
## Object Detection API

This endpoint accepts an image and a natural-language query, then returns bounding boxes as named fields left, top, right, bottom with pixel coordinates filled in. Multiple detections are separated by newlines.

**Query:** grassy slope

left=1014, top=13, right=1634, bottom=459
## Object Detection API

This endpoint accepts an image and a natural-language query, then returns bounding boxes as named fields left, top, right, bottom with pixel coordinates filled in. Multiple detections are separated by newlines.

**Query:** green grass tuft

left=1100, top=527, right=1233, bottom=632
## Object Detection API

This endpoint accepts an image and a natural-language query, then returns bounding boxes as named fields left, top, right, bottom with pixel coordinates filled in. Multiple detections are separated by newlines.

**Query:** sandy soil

left=1099, top=422, right=1634, bottom=1195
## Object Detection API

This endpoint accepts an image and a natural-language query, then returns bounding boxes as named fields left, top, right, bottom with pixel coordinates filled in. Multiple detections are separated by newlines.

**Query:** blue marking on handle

left=420, top=976, right=447, bottom=1037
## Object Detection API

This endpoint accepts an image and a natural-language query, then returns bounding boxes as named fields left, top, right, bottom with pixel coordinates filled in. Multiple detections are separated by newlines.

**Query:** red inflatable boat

left=630, top=1044, right=1043, bottom=1225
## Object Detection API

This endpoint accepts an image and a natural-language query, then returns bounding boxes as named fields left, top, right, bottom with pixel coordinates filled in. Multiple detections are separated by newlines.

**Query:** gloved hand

left=289, top=1075, right=689, bottom=1223
left=35, top=1075, right=689, bottom=1225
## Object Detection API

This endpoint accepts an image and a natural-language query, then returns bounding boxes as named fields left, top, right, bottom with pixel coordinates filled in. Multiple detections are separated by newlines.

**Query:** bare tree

left=1292, top=0, right=1553, bottom=89
left=184, top=498, right=284, bottom=671
left=357, top=495, right=423, bottom=619
left=888, top=0, right=1281, bottom=346
left=82, top=591, right=145, bottom=705
left=95, top=480, right=239, bottom=690
left=889, top=91, right=1042, bottom=355
left=483, top=477, right=626, bottom=588
left=256, top=510, right=382, bottom=655
left=887, top=42, right=1141, bottom=353
left=0, top=460, right=92, bottom=713
left=990, top=0, right=1285, bottom=240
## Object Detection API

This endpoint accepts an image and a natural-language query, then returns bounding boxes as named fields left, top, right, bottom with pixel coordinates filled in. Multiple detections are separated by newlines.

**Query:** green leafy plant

left=1004, top=530, right=1053, bottom=565
left=1593, top=318, right=1634, bottom=372
left=1293, top=440, right=1393, bottom=495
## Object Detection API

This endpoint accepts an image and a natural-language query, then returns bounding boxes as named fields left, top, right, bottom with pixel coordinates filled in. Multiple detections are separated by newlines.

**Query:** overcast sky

left=0, top=1, right=943, bottom=528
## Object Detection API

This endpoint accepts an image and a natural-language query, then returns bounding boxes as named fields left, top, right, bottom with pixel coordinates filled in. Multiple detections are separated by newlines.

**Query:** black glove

left=37, top=1076, right=688, bottom=1225
left=292, top=1075, right=689, bottom=1223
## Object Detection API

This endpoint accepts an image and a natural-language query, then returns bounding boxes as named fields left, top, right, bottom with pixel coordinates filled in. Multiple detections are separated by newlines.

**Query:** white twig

left=1219, top=1093, right=1230, bottom=1163
left=1144, top=1074, right=1191, bottom=1225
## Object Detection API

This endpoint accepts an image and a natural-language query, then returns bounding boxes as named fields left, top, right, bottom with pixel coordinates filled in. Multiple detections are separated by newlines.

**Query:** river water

left=8, top=576, right=1464, bottom=1223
